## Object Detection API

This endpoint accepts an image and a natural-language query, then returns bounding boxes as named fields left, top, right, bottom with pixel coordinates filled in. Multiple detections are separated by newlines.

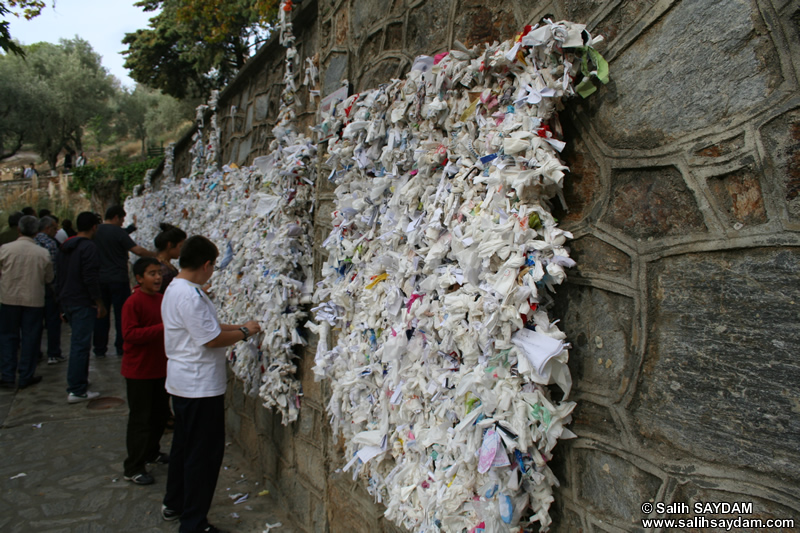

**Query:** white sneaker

left=67, top=391, right=101, bottom=403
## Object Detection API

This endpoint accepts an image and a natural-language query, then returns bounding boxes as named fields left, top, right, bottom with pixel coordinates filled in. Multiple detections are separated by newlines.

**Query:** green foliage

left=116, top=86, right=155, bottom=154
left=117, top=156, right=162, bottom=192
left=145, top=91, right=195, bottom=141
left=70, top=156, right=163, bottom=197
left=115, top=84, right=195, bottom=155
left=0, top=37, right=116, bottom=166
left=70, top=164, right=108, bottom=195
left=0, top=1, right=46, bottom=56
left=0, top=45, right=45, bottom=159
left=123, top=0, right=279, bottom=99
left=1, top=35, right=190, bottom=166
left=86, top=113, right=116, bottom=152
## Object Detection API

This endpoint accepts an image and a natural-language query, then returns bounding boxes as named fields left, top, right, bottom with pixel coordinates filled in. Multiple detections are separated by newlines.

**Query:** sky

left=6, top=0, right=157, bottom=87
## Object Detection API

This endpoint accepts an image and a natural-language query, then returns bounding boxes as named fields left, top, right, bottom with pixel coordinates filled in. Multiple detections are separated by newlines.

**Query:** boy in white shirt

left=160, top=236, right=261, bottom=533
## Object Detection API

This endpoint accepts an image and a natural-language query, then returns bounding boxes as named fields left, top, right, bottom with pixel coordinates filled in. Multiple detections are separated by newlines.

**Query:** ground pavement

left=0, top=328, right=294, bottom=533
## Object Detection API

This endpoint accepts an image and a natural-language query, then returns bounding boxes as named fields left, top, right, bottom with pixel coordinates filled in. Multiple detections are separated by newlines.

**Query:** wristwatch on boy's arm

left=239, top=326, right=250, bottom=340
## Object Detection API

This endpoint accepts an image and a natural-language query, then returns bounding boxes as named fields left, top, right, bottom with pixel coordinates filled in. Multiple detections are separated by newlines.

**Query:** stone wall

left=169, top=0, right=800, bottom=530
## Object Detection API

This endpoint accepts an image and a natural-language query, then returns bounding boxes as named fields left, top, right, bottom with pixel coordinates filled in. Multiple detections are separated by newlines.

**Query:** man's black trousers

left=163, top=394, right=225, bottom=533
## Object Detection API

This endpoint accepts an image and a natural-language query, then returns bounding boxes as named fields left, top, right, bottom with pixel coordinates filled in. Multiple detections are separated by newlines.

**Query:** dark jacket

left=56, top=236, right=102, bottom=308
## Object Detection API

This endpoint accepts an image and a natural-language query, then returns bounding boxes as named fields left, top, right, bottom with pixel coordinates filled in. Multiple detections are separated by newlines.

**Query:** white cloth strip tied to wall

left=125, top=0, right=314, bottom=425
left=312, top=21, right=604, bottom=532
left=125, top=133, right=316, bottom=426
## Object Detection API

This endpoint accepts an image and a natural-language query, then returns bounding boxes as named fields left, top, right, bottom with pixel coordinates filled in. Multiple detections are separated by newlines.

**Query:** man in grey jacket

left=0, top=215, right=54, bottom=389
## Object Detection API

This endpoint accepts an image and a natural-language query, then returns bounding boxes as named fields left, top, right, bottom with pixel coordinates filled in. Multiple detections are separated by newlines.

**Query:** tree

left=0, top=38, right=116, bottom=166
left=114, top=84, right=193, bottom=155
left=144, top=89, right=194, bottom=142
left=0, top=47, right=41, bottom=159
left=86, top=112, right=115, bottom=152
left=123, top=0, right=279, bottom=99
left=116, top=86, right=155, bottom=156
left=0, top=1, right=46, bottom=56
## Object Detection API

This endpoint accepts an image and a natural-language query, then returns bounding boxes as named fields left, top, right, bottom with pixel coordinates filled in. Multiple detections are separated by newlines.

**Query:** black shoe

left=147, top=452, right=170, bottom=465
left=124, top=472, right=155, bottom=485
left=18, top=376, right=43, bottom=389
left=161, top=504, right=181, bottom=521
left=0, top=380, right=16, bottom=389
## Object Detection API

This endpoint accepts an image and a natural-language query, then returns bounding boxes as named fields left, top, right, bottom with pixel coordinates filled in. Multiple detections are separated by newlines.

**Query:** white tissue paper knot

left=125, top=3, right=313, bottom=425
left=312, top=20, right=598, bottom=533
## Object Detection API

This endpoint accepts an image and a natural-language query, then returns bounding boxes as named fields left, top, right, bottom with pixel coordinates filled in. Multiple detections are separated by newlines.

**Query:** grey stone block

left=324, top=53, right=348, bottom=97
left=760, top=107, right=800, bottom=220
left=359, top=28, right=384, bottom=65
left=359, top=58, right=403, bottom=94
left=385, top=22, right=403, bottom=51
left=670, top=483, right=798, bottom=521
left=559, top=115, right=605, bottom=225
left=575, top=447, right=663, bottom=525
left=453, top=1, right=518, bottom=47
left=603, top=166, right=707, bottom=240
left=296, top=401, right=317, bottom=440
left=705, top=164, right=768, bottom=226
left=230, top=139, right=240, bottom=166
left=238, top=136, right=253, bottom=165
left=328, top=474, right=382, bottom=533
left=553, top=284, right=635, bottom=400
left=246, top=103, right=254, bottom=132
left=407, top=0, right=449, bottom=54
left=588, top=0, right=782, bottom=149
left=569, top=235, right=632, bottom=280
left=570, top=400, right=624, bottom=442
left=548, top=501, right=586, bottom=533
left=295, top=439, right=326, bottom=492
left=350, top=0, right=386, bottom=37
left=241, top=84, right=250, bottom=109
left=590, top=1, right=651, bottom=49
left=637, top=248, right=800, bottom=481
left=280, top=474, right=313, bottom=528
left=255, top=94, right=270, bottom=122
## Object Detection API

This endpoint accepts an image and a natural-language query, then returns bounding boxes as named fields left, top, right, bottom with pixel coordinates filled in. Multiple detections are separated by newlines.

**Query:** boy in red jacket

left=121, top=257, right=170, bottom=485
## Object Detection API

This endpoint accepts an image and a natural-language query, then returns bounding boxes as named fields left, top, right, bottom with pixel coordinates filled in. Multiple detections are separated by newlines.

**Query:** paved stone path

left=0, top=326, right=294, bottom=533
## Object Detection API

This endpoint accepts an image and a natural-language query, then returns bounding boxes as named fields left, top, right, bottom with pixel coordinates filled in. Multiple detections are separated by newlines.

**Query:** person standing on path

left=160, top=236, right=261, bottom=533
left=0, top=215, right=53, bottom=389
left=121, top=257, right=170, bottom=486
left=23, top=163, right=39, bottom=180
left=35, top=216, right=65, bottom=365
left=154, top=223, right=187, bottom=431
left=0, top=212, right=24, bottom=248
left=55, top=219, right=76, bottom=245
left=93, top=206, right=155, bottom=359
left=155, top=223, right=187, bottom=294
left=56, top=212, right=106, bottom=403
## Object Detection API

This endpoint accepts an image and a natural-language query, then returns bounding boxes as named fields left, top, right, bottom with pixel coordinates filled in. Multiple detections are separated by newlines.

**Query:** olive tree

left=0, top=37, right=116, bottom=166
